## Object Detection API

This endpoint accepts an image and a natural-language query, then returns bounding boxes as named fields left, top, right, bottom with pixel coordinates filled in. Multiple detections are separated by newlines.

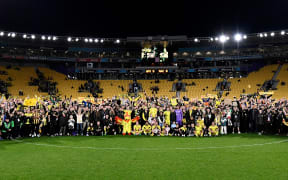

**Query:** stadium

left=1, top=1, right=288, bottom=180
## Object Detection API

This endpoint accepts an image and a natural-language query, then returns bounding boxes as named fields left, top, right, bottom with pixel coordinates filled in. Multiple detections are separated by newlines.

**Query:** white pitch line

left=175, top=139, right=288, bottom=150
left=13, top=139, right=288, bottom=151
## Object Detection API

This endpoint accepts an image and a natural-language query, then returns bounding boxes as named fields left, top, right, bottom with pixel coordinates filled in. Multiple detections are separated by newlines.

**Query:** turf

left=0, top=134, right=288, bottom=180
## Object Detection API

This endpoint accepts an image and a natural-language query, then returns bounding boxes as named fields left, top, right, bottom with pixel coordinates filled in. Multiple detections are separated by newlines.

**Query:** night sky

left=0, top=0, right=287, bottom=38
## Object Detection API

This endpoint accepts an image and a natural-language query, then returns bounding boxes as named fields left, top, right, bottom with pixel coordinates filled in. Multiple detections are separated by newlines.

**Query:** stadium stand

left=0, top=64, right=284, bottom=100
left=272, top=63, right=288, bottom=99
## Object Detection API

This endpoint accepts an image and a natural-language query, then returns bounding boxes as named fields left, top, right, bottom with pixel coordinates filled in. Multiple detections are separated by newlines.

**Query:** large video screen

left=141, top=47, right=168, bottom=62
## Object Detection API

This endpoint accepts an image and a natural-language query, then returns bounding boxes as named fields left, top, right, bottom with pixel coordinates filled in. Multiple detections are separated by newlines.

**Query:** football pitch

left=1, top=134, right=288, bottom=180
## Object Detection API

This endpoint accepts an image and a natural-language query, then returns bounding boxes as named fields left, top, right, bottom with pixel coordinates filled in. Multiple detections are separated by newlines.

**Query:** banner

left=259, top=91, right=274, bottom=95
left=23, top=98, right=37, bottom=106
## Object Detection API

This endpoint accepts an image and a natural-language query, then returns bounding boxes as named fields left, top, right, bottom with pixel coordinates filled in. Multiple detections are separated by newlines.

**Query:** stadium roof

left=1, top=0, right=288, bottom=38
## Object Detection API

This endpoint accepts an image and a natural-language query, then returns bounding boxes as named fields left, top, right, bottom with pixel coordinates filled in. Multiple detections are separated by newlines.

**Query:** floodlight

left=23, top=34, right=27, bottom=39
left=264, top=33, right=267, bottom=37
left=89, top=38, right=93, bottom=43
left=52, top=36, right=57, bottom=41
left=47, top=36, right=52, bottom=40
left=243, top=35, right=247, bottom=39
left=116, top=39, right=120, bottom=43
left=234, top=34, right=242, bottom=42
left=67, top=37, right=72, bottom=42
left=219, top=35, right=227, bottom=43
left=0, top=32, right=4, bottom=36
left=270, top=32, right=275, bottom=37
left=281, top=31, right=285, bottom=35
left=100, top=39, right=104, bottom=43
left=94, top=39, right=99, bottom=43
left=84, top=38, right=88, bottom=43
left=41, top=36, right=46, bottom=40
left=11, top=33, right=16, bottom=38
left=210, top=38, right=214, bottom=41
left=31, top=35, right=36, bottom=39
left=194, top=38, right=198, bottom=42
left=260, top=33, right=263, bottom=38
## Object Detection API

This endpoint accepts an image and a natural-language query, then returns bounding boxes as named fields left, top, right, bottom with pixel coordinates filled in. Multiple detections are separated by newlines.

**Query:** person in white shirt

left=68, top=115, right=75, bottom=136
left=74, top=108, right=85, bottom=135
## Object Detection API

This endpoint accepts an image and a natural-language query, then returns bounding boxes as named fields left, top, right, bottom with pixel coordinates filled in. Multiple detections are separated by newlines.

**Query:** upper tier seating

left=0, top=64, right=286, bottom=100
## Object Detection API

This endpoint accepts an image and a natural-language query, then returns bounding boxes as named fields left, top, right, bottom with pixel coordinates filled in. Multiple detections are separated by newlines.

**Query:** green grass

left=1, top=134, right=288, bottom=180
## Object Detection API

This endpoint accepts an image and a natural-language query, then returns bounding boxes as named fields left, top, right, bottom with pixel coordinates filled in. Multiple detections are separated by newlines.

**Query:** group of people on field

left=1, top=93, right=288, bottom=140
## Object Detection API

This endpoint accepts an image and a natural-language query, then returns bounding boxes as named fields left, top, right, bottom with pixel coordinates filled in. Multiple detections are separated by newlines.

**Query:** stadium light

left=0, top=32, right=4, bottom=36
left=47, top=36, right=52, bottom=40
left=234, top=33, right=242, bottom=42
left=259, top=33, right=263, bottom=38
left=11, top=33, right=16, bottom=38
left=100, top=39, right=104, bottom=43
left=52, top=36, right=57, bottom=41
left=116, top=39, right=120, bottom=43
left=270, top=32, right=275, bottom=37
left=75, top=38, right=79, bottom=42
left=94, top=39, right=99, bottom=43
left=84, top=38, right=88, bottom=43
left=219, top=35, right=227, bottom=43
left=23, top=34, right=27, bottom=39
left=210, top=38, right=214, bottom=41
left=194, top=38, right=199, bottom=42
left=31, top=35, right=36, bottom=39
left=89, top=38, right=93, bottom=43
left=67, top=37, right=72, bottom=42
left=281, top=30, right=285, bottom=35
left=264, top=33, right=268, bottom=37
left=243, top=35, right=247, bottom=39
left=41, top=35, right=46, bottom=40
left=215, top=37, right=219, bottom=41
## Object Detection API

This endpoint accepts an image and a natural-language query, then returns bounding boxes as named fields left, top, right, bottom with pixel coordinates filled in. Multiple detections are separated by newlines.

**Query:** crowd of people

left=1, top=93, right=288, bottom=140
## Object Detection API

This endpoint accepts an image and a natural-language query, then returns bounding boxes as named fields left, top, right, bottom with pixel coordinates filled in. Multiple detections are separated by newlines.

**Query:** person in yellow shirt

left=163, top=108, right=171, bottom=126
left=151, top=122, right=161, bottom=136
left=133, top=121, right=142, bottom=135
left=196, top=116, right=205, bottom=129
left=170, top=97, right=178, bottom=106
left=194, top=122, right=203, bottom=137
left=142, top=121, right=152, bottom=135
left=208, top=121, right=219, bottom=136
left=149, top=104, right=158, bottom=118
left=180, top=124, right=188, bottom=137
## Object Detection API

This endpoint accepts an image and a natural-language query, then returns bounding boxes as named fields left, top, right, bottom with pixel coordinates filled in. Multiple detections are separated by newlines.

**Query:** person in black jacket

left=249, top=105, right=259, bottom=133
left=231, top=106, right=241, bottom=134
left=89, top=106, right=97, bottom=125
left=192, top=107, right=203, bottom=125
left=185, top=106, right=194, bottom=125
left=274, top=109, right=283, bottom=135
left=170, top=108, right=176, bottom=126
left=94, top=121, right=103, bottom=136
left=140, top=108, right=149, bottom=126
left=256, top=109, right=265, bottom=135
left=59, top=111, right=68, bottom=136
left=240, top=104, right=249, bottom=133
left=2, top=117, right=13, bottom=139
left=106, top=116, right=116, bottom=135
left=264, top=108, right=273, bottom=134
left=203, top=108, right=215, bottom=136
